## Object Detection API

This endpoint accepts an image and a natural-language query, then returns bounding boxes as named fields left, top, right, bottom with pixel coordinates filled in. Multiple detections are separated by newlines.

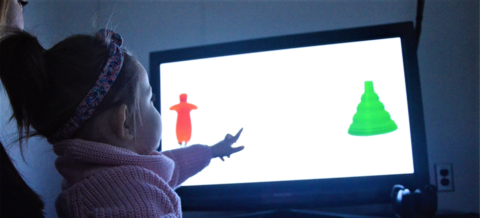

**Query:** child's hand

left=211, top=128, right=244, bottom=161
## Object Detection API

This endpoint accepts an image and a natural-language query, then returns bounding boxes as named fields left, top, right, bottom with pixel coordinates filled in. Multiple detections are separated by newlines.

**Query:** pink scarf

left=54, top=139, right=211, bottom=218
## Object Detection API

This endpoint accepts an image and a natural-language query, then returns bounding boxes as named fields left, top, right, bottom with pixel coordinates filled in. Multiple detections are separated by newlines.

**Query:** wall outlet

left=435, top=163, right=454, bottom=192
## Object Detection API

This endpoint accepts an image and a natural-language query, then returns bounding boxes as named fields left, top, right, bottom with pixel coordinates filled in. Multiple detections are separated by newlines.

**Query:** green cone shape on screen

left=348, top=81, right=397, bottom=136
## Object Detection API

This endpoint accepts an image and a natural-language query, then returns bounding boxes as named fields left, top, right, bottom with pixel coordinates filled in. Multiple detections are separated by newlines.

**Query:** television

left=149, top=22, right=429, bottom=212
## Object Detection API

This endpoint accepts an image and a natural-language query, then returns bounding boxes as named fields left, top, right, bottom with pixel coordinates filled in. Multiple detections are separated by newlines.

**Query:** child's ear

left=112, top=104, right=134, bottom=141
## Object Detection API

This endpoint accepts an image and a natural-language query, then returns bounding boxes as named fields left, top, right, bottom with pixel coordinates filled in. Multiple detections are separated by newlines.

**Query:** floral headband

left=49, top=29, right=125, bottom=143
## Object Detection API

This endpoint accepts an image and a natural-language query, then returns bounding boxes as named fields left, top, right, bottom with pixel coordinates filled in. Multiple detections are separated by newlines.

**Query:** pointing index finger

left=233, top=128, right=243, bottom=142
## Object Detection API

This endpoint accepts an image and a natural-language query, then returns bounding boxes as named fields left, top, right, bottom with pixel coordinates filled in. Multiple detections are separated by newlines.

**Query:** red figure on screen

left=170, top=94, right=197, bottom=146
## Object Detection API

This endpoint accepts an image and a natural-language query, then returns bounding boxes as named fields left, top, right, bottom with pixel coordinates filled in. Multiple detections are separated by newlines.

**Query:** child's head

left=0, top=29, right=162, bottom=154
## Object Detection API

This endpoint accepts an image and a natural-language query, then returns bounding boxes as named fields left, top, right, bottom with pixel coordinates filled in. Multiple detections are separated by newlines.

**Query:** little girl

left=0, top=28, right=244, bottom=218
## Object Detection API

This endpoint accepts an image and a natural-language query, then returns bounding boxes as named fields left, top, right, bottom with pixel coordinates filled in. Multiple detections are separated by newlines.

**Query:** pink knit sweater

left=53, top=139, right=212, bottom=218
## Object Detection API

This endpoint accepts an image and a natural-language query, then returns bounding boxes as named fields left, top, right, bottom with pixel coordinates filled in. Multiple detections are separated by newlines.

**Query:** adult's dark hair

left=0, top=141, right=45, bottom=217
left=0, top=28, right=140, bottom=147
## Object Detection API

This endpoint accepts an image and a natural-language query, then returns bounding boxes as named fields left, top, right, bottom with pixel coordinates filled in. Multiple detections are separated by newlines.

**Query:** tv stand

left=221, top=209, right=391, bottom=218
left=211, top=209, right=480, bottom=218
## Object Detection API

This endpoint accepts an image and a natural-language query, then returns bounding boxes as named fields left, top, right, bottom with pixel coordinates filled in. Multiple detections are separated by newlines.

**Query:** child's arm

left=160, top=128, right=245, bottom=189
left=161, top=144, right=212, bottom=189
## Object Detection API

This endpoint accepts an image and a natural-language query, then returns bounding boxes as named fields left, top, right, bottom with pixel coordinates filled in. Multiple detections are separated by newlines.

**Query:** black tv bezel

left=149, top=22, right=429, bottom=211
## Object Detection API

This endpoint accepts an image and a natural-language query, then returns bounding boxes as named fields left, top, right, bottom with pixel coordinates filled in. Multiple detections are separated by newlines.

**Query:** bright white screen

left=160, top=37, right=414, bottom=186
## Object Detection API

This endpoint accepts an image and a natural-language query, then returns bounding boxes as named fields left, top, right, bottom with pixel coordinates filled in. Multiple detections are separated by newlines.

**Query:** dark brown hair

left=0, top=28, right=140, bottom=146
left=0, top=140, right=45, bottom=217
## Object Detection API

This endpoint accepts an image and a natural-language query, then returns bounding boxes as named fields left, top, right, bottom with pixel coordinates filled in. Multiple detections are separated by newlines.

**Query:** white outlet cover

left=435, top=163, right=454, bottom=192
